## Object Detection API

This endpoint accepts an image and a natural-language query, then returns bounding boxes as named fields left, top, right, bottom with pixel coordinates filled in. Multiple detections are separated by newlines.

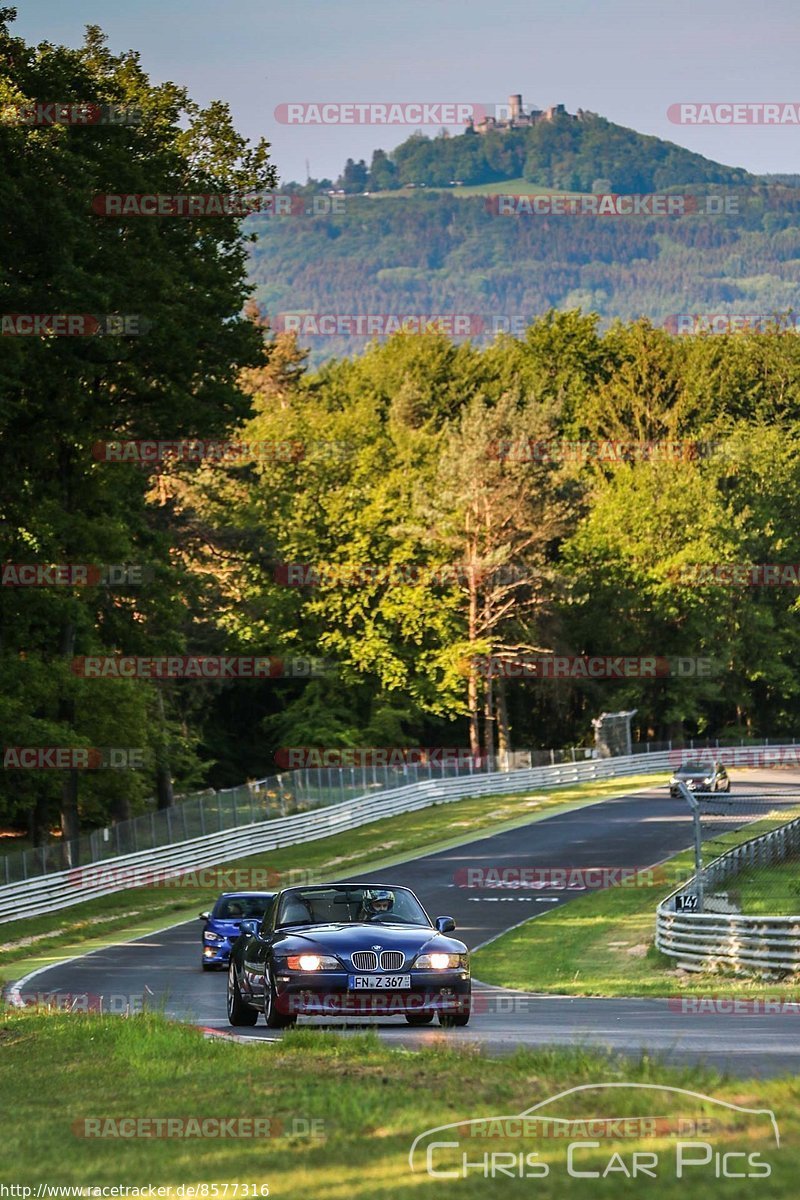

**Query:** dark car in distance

left=199, top=891, right=276, bottom=970
left=669, top=759, right=730, bottom=798
left=227, top=883, right=471, bottom=1028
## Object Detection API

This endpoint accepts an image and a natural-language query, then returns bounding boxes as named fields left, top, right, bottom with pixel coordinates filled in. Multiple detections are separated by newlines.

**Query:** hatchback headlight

left=204, top=931, right=224, bottom=943
left=414, top=953, right=467, bottom=970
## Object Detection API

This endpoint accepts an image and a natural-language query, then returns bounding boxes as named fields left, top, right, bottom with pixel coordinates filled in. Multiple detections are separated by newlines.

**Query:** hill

left=360, top=110, right=755, bottom=193
left=247, top=112, right=799, bottom=364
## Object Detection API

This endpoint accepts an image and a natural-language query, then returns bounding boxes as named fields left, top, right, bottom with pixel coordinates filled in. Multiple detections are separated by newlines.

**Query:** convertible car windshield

left=276, top=885, right=430, bottom=928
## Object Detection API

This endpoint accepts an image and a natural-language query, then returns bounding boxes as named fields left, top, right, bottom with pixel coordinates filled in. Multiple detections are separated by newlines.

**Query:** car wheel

left=405, top=1012, right=435, bottom=1026
left=263, top=968, right=297, bottom=1029
left=438, top=1012, right=470, bottom=1028
left=227, top=963, right=258, bottom=1026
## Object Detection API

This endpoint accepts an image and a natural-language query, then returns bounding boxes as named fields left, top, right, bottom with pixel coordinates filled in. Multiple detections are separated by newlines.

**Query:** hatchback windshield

left=276, top=886, right=430, bottom=927
left=213, top=894, right=274, bottom=920
left=678, top=761, right=715, bottom=774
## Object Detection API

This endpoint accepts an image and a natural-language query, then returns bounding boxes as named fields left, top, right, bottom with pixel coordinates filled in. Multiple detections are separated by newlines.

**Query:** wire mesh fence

left=675, top=786, right=800, bottom=915
left=3, top=735, right=797, bottom=886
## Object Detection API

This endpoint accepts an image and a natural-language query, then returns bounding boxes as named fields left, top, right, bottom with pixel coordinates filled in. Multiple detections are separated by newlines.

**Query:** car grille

left=379, top=951, right=404, bottom=970
left=350, top=950, right=406, bottom=971
left=351, top=951, right=379, bottom=971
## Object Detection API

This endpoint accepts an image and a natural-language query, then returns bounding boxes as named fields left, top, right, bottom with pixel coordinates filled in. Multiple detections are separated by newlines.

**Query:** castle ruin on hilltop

left=469, top=95, right=585, bottom=134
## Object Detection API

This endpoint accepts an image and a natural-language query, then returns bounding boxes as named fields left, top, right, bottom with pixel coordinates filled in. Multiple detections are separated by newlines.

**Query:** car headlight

left=285, top=954, right=340, bottom=971
left=669, top=777, right=678, bottom=785
left=203, top=931, right=224, bottom=943
left=703, top=777, right=713, bottom=786
left=414, top=953, right=467, bottom=970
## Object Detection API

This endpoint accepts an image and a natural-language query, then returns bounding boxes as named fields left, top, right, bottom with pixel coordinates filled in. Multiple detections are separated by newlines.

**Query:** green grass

left=717, top=857, right=800, bottom=916
left=0, top=1009, right=795, bottom=1196
left=473, top=807, right=800, bottom=999
left=0, top=774, right=666, bottom=983
left=367, top=179, right=585, bottom=197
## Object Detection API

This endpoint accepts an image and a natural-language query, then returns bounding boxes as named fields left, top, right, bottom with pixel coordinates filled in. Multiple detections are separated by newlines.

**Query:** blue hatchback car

left=199, top=891, right=276, bottom=970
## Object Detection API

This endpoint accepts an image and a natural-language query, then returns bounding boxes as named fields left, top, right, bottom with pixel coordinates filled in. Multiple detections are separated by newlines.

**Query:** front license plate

left=349, top=974, right=411, bottom=990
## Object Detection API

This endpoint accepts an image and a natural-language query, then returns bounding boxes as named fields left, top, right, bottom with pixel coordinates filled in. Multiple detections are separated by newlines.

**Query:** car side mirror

left=436, top=916, right=456, bottom=933
left=198, top=911, right=211, bottom=921
left=239, top=919, right=260, bottom=936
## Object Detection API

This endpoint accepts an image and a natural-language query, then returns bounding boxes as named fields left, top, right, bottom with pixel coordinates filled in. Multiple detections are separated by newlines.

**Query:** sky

left=14, top=0, right=800, bottom=184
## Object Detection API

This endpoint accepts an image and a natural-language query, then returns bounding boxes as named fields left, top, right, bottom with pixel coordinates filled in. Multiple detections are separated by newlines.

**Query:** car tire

left=405, top=1012, right=435, bottom=1026
left=263, top=968, right=297, bottom=1030
left=438, top=1012, right=470, bottom=1028
left=227, top=963, right=258, bottom=1026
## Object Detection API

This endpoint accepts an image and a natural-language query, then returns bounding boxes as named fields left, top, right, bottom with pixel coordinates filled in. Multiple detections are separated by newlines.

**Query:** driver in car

left=359, top=888, right=394, bottom=920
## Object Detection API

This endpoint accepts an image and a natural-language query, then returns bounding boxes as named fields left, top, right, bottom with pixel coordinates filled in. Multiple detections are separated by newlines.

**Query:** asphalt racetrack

left=16, top=770, right=800, bottom=1076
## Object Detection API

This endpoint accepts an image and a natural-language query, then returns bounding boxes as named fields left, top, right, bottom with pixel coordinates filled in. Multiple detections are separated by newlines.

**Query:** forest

left=3, top=13, right=800, bottom=847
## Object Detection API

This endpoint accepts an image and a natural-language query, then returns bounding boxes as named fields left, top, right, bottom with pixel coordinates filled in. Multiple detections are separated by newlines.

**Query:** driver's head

left=364, top=888, right=394, bottom=915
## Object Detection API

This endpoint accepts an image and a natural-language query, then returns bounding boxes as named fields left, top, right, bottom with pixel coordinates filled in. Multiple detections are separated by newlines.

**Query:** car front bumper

left=273, top=970, right=471, bottom=1017
left=202, top=941, right=233, bottom=966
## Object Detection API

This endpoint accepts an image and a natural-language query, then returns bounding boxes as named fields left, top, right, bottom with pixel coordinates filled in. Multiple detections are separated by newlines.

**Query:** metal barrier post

left=678, top=781, right=704, bottom=912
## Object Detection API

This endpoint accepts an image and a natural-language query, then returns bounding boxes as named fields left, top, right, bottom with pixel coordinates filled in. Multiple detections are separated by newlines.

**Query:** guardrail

left=0, top=748, right=675, bottom=924
left=656, top=801, right=800, bottom=973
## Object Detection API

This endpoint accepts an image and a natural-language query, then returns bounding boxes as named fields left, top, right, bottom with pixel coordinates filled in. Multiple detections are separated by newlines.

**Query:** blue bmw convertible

left=199, top=891, right=276, bottom=970
left=227, top=883, right=471, bottom=1028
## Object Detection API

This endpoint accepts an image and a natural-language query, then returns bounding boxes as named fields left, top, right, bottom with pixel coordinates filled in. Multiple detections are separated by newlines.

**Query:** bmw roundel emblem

left=372, top=945, right=381, bottom=951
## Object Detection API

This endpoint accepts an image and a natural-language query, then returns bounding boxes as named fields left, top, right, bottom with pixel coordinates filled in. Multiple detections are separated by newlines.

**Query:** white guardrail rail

left=656, top=797, right=800, bottom=973
left=0, top=750, right=677, bottom=924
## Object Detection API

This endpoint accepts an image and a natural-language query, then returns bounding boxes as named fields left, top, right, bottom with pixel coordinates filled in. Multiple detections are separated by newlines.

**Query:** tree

left=0, top=13, right=277, bottom=853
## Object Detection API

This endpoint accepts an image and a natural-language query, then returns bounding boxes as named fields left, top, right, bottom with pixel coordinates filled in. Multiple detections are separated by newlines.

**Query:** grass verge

left=472, top=808, right=800, bottom=998
left=0, top=773, right=665, bottom=983
left=0, top=1009, right=793, bottom=1196
left=709, top=858, right=800, bottom=916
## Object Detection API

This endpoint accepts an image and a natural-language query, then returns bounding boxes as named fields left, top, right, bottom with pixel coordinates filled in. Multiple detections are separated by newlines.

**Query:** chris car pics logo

left=409, top=1083, right=779, bottom=1180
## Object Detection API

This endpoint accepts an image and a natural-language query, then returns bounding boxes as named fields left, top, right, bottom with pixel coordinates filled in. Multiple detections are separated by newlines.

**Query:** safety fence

left=3, top=734, right=787, bottom=885
left=656, top=793, right=800, bottom=972
left=0, top=748, right=678, bottom=923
